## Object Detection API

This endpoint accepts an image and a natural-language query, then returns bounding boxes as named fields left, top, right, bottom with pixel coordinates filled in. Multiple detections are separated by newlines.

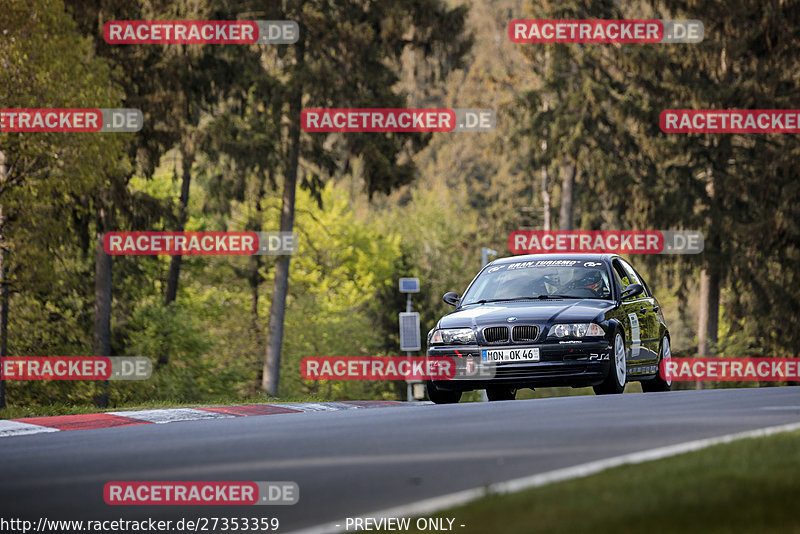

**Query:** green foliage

left=118, top=299, right=244, bottom=402
left=280, top=184, right=404, bottom=399
left=0, top=0, right=128, bottom=217
left=0, top=0, right=128, bottom=407
left=3, top=0, right=799, bottom=411
left=509, top=0, right=800, bottom=356
left=374, top=180, right=482, bottom=341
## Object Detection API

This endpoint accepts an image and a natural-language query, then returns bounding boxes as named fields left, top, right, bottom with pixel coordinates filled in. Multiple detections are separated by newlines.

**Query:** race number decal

left=628, top=313, right=641, bottom=357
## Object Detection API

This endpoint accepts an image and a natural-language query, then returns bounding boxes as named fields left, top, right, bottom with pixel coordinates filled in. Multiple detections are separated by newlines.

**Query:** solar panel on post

left=399, top=312, right=421, bottom=351
left=398, top=278, right=420, bottom=293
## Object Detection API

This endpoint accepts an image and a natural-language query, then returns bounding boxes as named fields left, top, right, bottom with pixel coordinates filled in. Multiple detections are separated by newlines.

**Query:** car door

left=611, top=259, right=647, bottom=366
left=617, top=259, right=659, bottom=363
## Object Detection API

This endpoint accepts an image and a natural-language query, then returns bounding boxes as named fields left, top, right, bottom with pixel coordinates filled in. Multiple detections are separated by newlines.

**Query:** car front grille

left=493, top=364, right=588, bottom=378
left=482, top=326, right=509, bottom=343
left=512, top=325, right=539, bottom=342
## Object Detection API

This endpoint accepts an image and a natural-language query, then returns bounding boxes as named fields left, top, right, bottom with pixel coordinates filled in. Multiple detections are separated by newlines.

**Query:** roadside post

left=481, top=247, right=498, bottom=267
left=398, top=277, right=422, bottom=401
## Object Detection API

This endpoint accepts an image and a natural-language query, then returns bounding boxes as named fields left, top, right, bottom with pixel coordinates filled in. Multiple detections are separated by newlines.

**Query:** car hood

left=437, top=299, right=615, bottom=329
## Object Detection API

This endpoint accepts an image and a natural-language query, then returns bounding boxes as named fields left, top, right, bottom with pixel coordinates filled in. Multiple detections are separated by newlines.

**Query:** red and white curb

left=0, top=401, right=420, bottom=438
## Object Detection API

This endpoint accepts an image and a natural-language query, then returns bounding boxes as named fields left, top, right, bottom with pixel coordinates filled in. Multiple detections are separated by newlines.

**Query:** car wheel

left=642, top=336, right=672, bottom=392
left=486, top=386, right=517, bottom=401
left=593, top=331, right=626, bottom=395
left=426, top=381, right=462, bottom=404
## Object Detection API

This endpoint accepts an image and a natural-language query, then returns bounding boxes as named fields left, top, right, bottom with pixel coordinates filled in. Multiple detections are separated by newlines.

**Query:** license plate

left=481, top=347, right=540, bottom=363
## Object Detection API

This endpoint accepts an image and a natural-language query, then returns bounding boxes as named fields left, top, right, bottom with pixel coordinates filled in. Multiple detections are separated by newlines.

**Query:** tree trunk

left=248, top=242, right=264, bottom=380
left=262, top=40, right=305, bottom=396
left=697, top=165, right=722, bottom=389
left=249, top=179, right=267, bottom=339
left=0, top=205, right=7, bottom=409
left=698, top=165, right=720, bottom=356
left=250, top=260, right=262, bottom=327
left=164, top=143, right=194, bottom=308
left=0, top=153, right=6, bottom=408
left=697, top=261, right=720, bottom=357
left=93, top=204, right=112, bottom=408
left=559, top=162, right=575, bottom=230
left=0, top=254, right=7, bottom=410
left=541, top=166, right=551, bottom=231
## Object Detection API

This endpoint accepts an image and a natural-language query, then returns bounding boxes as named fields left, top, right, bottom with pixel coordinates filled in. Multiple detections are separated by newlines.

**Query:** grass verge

left=400, top=430, right=800, bottom=534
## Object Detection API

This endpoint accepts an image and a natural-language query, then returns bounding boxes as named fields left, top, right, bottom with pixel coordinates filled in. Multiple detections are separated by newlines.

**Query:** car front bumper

left=426, top=340, right=613, bottom=391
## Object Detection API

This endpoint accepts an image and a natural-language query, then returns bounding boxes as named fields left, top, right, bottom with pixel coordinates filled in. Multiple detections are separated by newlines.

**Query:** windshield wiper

left=468, top=297, right=540, bottom=305
left=464, top=294, right=587, bottom=305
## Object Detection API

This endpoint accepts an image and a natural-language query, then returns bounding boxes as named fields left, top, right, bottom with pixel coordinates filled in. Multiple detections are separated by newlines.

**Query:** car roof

left=489, top=253, right=616, bottom=265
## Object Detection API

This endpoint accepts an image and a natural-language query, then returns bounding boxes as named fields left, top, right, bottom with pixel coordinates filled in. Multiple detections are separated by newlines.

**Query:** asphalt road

left=2, top=387, right=800, bottom=532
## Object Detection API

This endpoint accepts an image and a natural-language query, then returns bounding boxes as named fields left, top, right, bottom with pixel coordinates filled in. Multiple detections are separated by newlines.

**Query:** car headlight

left=548, top=323, right=604, bottom=339
left=430, top=328, right=476, bottom=345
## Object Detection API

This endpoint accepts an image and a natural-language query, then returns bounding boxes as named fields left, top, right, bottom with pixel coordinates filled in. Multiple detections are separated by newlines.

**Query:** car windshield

left=461, top=259, right=612, bottom=305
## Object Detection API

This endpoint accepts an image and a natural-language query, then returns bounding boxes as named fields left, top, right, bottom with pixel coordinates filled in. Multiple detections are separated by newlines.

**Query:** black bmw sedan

left=425, top=254, right=672, bottom=403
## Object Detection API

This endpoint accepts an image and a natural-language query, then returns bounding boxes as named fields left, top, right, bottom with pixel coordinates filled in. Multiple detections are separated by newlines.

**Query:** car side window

left=632, top=267, right=653, bottom=297
left=618, top=259, right=649, bottom=298
left=612, top=261, right=629, bottom=292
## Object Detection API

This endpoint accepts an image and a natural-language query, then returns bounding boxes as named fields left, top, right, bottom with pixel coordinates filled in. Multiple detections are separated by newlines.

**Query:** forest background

left=1, top=0, right=797, bottom=411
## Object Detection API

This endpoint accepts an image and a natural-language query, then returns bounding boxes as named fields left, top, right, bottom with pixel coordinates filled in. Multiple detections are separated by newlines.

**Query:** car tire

left=486, top=386, right=517, bottom=401
left=641, top=336, right=672, bottom=392
left=426, top=381, right=462, bottom=404
left=593, top=331, right=626, bottom=395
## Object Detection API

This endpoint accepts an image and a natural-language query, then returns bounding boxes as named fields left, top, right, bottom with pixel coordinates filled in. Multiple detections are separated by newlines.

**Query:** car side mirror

left=442, top=292, right=460, bottom=306
left=620, top=283, right=644, bottom=300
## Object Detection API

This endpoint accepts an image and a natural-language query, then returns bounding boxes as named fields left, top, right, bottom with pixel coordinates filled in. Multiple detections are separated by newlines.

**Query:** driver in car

left=567, top=270, right=610, bottom=298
